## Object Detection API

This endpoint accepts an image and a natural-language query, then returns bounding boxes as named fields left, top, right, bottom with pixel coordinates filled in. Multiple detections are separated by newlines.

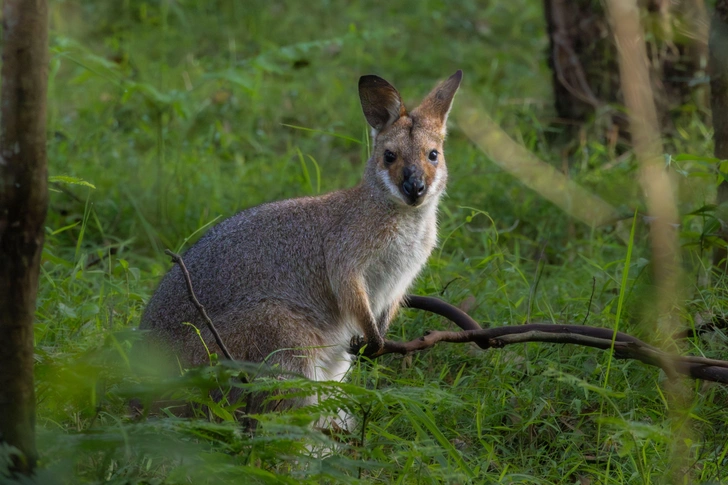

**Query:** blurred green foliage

left=6, top=0, right=728, bottom=483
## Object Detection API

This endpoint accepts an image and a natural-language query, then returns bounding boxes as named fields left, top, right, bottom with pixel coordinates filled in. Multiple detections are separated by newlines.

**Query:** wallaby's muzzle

left=401, top=166, right=427, bottom=205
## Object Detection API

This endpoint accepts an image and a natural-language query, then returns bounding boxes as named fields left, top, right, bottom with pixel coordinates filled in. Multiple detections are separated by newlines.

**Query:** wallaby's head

left=359, top=70, right=462, bottom=208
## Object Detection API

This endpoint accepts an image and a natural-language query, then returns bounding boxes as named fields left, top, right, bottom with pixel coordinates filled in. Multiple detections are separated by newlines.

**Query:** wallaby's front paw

left=349, top=335, right=383, bottom=357
left=349, top=335, right=366, bottom=356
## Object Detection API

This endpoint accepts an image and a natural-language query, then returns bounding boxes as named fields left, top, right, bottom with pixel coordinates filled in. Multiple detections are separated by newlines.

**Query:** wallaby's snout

left=401, top=165, right=427, bottom=205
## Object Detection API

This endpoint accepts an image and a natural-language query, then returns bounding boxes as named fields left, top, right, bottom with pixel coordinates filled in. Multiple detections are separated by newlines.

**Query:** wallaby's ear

left=359, top=75, right=406, bottom=132
left=417, top=70, right=463, bottom=135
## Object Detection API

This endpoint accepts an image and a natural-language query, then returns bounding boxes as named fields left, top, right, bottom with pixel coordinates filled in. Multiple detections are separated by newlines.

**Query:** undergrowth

left=5, top=0, right=728, bottom=483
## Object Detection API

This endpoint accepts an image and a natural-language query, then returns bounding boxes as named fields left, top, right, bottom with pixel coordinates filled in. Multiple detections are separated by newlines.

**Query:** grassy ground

left=11, top=0, right=728, bottom=483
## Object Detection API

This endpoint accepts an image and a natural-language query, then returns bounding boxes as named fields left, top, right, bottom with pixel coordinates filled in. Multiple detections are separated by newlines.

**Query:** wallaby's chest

left=364, top=212, right=438, bottom=318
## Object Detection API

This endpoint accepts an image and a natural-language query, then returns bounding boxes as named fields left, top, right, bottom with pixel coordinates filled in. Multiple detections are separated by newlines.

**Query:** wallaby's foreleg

left=376, top=299, right=402, bottom=336
left=338, top=277, right=384, bottom=357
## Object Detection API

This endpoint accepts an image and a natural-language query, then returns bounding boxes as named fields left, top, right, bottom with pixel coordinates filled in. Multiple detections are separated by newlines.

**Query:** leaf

left=671, top=153, right=720, bottom=164
left=49, top=221, right=80, bottom=236
left=702, top=217, right=722, bottom=236
left=49, top=175, right=96, bottom=189
left=686, top=204, right=718, bottom=216
left=128, top=267, right=141, bottom=281
left=58, top=303, right=77, bottom=319
left=204, top=70, right=256, bottom=93
left=404, top=402, right=475, bottom=479
left=282, top=124, right=362, bottom=144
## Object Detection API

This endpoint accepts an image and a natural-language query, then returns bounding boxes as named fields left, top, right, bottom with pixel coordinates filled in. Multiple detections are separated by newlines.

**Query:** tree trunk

left=0, top=0, right=49, bottom=475
left=711, top=0, right=728, bottom=271
left=544, top=0, right=708, bottom=134
left=543, top=0, right=617, bottom=123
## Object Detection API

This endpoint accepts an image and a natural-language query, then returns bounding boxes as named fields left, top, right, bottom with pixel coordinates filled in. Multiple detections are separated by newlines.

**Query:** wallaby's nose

left=402, top=177, right=426, bottom=197
left=401, top=167, right=427, bottom=204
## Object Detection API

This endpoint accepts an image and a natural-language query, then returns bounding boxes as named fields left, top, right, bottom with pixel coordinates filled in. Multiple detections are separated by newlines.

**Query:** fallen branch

left=164, top=249, right=235, bottom=361
left=404, top=295, right=485, bottom=346
left=401, top=295, right=728, bottom=384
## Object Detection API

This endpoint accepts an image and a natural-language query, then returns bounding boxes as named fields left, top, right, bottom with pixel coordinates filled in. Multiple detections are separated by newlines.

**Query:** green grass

left=7, top=0, right=728, bottom=483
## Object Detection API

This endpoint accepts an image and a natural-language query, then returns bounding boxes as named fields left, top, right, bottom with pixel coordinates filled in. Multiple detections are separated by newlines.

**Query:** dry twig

left=164, top=249, right=235, bottom=361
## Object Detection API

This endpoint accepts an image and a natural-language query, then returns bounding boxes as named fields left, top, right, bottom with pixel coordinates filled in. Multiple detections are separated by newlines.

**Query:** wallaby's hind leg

left=210, top=303, right=345, bottom=416
left=216, top=304, right=357, bottom=432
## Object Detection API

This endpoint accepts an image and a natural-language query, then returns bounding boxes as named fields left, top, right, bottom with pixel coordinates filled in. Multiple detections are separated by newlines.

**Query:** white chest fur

left=365, top=204, right=438, bottom=318
left=313, top=203, right=439, bottom=385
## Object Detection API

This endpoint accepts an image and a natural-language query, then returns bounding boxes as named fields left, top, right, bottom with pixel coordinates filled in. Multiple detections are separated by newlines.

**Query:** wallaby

left=140, top=70, right=462, bottom=412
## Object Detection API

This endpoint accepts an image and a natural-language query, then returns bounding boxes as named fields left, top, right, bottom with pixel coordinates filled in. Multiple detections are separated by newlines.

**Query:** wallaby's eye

left=428, top=150, right=439, bottom=163
left=384, top=150, right=397, bottom=164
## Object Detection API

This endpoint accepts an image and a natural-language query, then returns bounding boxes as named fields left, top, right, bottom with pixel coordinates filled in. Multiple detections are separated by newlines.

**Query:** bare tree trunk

left=710, top=0, right=728, bottom=271
left=0, top=0, right=49, bottom=475
left=543, top=0, right=616, bottom=123
left=544, top=0, right=707, bottom=133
